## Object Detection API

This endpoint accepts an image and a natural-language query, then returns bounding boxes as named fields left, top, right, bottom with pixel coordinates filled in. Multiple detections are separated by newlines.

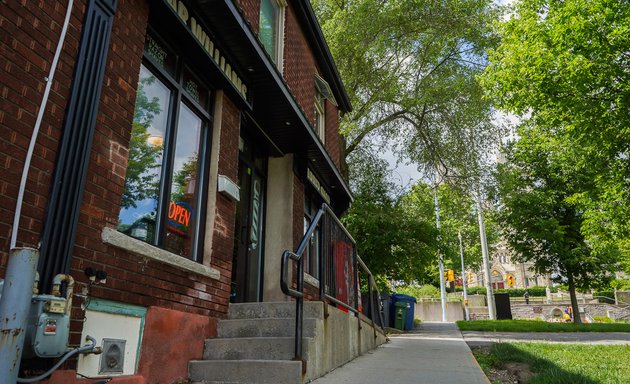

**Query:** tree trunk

left=567, top=272, right=582, bottom=324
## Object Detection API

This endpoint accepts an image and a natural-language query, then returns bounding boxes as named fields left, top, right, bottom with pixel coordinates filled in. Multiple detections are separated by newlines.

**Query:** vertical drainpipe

left=0, top=248, right=39, bottom=384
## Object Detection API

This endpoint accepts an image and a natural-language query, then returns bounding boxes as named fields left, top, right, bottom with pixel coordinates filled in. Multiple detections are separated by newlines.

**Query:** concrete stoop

left=189, top=302, right=323, bottom=384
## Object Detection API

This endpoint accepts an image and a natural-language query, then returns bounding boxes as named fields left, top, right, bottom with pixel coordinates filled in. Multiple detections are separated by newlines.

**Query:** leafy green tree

left=395, top=284, right=441, bottom=299
left=313, top=0, right=503, bottom=177
left=481, top=0, right=630, bottom=263
left=342, top=148, right=437, bottom=288
left=403, top=181, right=498, bottom=285
left=497, top=127, right=621, bottom=323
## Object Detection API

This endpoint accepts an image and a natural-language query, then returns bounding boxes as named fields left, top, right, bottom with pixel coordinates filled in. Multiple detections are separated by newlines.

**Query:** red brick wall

left=0, top=0, right=237, bottom=323
left=325, top=100, right=342, bottom=169
left=284, top=4, right=317, bottom=125
left=211, top=95, right=240, bottom=297
left=0, top=0, right=235, bottom=350
left=72, top=0, right=234, bottom=327
left=49, top=1, right=236, bottom=379
left=0, top=0, right=85, bottom=274
left=283, top=3, right=345, bottom=174
left=234, top=0, right=260, bottom=32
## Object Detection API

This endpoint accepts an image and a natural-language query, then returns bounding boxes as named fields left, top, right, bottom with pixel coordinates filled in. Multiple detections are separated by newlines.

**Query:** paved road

left=462, top=330, right=630, bottom=347
left=311, top=322, right=490, bottom=384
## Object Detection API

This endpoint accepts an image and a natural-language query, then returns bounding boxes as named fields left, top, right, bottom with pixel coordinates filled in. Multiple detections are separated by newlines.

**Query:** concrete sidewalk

left=310, top=322, right=490, bottom=384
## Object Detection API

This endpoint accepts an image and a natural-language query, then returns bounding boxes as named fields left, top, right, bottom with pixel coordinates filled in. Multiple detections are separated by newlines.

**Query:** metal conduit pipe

left=17, top=336, right=102, bottom=383
left=10, top=0, right=74, bottom=249
left=0, top=248, right=39, bottom=384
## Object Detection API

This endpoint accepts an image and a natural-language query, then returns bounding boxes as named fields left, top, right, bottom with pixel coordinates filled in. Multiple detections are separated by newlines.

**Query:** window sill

left=101, top=227, right=220, bottom=280
left=304, top=273, right=320, bottom=289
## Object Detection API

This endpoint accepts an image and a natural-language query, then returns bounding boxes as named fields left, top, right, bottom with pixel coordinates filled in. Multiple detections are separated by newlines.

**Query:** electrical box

left=100, top=339, right=126, bottom=374
left=23, top=295, right=70, bottom=358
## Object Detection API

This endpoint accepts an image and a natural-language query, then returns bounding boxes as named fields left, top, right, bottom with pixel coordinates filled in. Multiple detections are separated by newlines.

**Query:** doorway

left=231, top=132, right=266, bottom=303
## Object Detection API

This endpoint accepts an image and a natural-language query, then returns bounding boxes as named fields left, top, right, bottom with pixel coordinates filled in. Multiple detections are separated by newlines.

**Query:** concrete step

left=189, top=360, right=302, bottom=384
left=203, top=337, right=310, bottom=361
left=217, top=317, right=318, bottom=338
left=228, top=301, right=323, bottom=320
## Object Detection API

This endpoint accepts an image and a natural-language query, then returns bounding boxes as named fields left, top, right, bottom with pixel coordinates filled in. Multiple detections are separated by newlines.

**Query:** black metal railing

left=280, top=203, right=386, bottom=366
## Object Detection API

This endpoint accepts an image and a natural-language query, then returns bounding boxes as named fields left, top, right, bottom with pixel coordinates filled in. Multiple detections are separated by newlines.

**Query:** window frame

left=303, top=192, right=322, bottom=279
left=314, top=91, right=326, bottom=143
left=118, top=31, right=214, bottom=262
left=259, top=0, right=286, bottom=69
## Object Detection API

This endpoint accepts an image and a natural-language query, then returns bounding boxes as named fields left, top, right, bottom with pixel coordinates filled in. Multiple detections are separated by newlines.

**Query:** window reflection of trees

left=117, top=75, right=164, bottom=239
left=170, top=154, right=198, bottom=203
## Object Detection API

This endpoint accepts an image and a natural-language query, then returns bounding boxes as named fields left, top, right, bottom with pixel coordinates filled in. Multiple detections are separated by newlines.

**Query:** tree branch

left=345, top=109, right=409, bottom=156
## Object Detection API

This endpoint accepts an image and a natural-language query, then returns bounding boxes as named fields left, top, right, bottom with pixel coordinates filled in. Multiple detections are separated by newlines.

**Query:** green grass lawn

left=457, top=319, right=630, bottom=333
left=473, top=342, right=630, bottom=384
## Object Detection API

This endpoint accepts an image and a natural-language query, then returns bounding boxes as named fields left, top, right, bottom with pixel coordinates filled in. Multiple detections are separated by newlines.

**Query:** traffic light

left=467, top=271, right=473, bottom=284
left=447, top=269, right=455, bottom=282
left=507, top=274, right=515, bottom=287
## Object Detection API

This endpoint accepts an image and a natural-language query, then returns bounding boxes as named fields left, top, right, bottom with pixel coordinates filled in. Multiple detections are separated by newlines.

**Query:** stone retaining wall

left=616, top=291, right=630, bottom=305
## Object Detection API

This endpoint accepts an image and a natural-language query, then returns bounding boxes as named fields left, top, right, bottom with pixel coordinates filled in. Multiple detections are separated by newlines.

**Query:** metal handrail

left=280, top=203, right=386, bottom=369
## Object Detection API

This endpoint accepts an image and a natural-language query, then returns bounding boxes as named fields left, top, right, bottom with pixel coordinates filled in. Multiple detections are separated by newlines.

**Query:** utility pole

left=476, top=193, right=496, bottom=320
left=433, top=184, right=448, bottom=322
left=458, top=231, right=469, bottom=321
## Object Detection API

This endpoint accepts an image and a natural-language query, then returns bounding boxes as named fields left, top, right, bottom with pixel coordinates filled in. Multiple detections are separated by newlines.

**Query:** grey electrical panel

left=100, top=338, right=126, bottom=374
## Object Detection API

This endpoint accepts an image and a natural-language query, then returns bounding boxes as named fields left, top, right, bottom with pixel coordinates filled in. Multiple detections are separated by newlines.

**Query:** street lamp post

left=433, top=184, right=448, bottom=323
left=458, top=231, right=469, bottom=321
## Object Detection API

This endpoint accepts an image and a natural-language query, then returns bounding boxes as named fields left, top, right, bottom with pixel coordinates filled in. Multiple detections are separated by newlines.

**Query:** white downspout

left=10, top=0, right=75, bottom=250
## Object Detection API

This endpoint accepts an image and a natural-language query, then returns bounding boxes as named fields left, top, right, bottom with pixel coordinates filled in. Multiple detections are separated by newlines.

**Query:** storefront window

left=117, top=65, right=169, bottom=245
left=163, top=103, right=202, bottom=256
left=117, top=34, right=212, bottom=260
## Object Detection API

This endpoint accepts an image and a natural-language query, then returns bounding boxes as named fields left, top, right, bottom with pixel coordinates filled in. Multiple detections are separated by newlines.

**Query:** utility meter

left=23, top=294, right=70, bottom=358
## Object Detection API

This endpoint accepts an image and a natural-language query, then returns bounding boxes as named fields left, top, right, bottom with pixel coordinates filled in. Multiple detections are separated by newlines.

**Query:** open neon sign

left=168, top=201, right=193, bottom=234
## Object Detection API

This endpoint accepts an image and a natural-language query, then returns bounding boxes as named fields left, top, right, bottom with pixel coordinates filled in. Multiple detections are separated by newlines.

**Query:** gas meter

left=0, top=274, right=76, bottom=359
left=23, top=293, right=71, bottom=358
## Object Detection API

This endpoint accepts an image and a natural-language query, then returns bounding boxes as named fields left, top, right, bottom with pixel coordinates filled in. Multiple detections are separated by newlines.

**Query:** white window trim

left=275, top=1, right=285, bottom=72
left=260, top=0, right=286, bottom=70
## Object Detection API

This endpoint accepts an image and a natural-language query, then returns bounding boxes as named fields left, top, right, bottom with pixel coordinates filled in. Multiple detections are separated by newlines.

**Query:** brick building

left=0, top=0, right=357, bottom=382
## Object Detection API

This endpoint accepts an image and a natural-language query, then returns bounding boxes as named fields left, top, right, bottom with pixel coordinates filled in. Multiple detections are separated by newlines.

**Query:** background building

left=469, top=241, right=550, bottom=289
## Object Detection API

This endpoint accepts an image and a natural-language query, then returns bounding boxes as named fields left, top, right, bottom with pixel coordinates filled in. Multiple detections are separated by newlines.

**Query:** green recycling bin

left=394, top=301, right=408, bottom=330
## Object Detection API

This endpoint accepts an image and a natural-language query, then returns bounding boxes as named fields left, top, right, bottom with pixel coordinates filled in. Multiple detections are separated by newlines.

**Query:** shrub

left=417, top=284, right=441, bottom=298
left=467, top=286, right=486, bottom=295
left=462, top=286, right=555, bottom=297
left=611, top=279, right=630, bottom=291
left=395, top=284, right=441, bottom=299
